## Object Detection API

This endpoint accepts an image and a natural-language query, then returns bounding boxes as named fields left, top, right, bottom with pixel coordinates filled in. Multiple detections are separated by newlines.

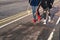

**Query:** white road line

left=0, top=13, right=31, bottom=28
left=56, top=17, right=60, bottom=25
left=47, top=29, right=55, bottom=40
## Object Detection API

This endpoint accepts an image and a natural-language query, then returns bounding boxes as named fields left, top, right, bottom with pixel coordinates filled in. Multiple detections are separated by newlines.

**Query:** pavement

left=0, top=13, right=60, bottom=40
left=52, top=23, right=60, bottom=40
left=0, top=0, right=60, bottom=40
left=0, top=0, right=30, bottom=20
left=0, top=15, right=55, bottom=40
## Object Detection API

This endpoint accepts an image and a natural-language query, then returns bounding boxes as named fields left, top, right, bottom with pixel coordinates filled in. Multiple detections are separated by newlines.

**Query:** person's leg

left=36, top=8, right=41, bottom=22
left=43, top=10, right=46, bottom=19
left=31, top=6, right=38, bottom=23
left=48, top=8, right=51, bottom=22
left=43, top=9, right=47, bottom=24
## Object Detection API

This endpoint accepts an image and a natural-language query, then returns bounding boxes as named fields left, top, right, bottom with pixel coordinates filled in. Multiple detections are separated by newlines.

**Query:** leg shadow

left=50, top=6, right=60, bottom=19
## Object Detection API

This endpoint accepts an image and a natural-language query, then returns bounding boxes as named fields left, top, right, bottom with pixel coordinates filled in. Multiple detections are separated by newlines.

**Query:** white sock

left=43, top=19, right=46, bottom=24
left=48, top=16, right=51, bottom=22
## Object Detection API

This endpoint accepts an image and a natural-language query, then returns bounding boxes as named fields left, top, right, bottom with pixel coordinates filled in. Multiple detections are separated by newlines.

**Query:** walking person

left=40, top=0, right=54, bottom=24
left=29, top=0, right=42, bottom=24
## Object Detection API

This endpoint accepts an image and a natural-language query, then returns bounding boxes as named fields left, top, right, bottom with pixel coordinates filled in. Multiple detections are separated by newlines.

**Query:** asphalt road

left=0, top=14, right=59, bottom=40
left=0, top=0, right=60, bottom=40
left=0, top=0, right=30, bottom=20
left=0, top=15, right=55, bottom=40
left=0, top=2, right=60, bottom=39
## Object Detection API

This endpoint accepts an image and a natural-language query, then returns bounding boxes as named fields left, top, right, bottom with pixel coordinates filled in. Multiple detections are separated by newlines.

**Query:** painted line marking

left=56, top=17, right=60, bottom=25
left=0, top=10, right=31, bottom=24
left=0, top=13, right=32, bottom=28
left=47, top=29, right=55, bottom=40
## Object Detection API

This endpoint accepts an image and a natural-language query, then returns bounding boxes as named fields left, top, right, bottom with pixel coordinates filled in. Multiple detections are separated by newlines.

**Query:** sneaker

left=32, top=19, right=36, bottom=24
left=48, top=16, right=51, bottom=22
left=38, top=15, right=41, bottom=22
left=43, top=19, right=46, bottom=24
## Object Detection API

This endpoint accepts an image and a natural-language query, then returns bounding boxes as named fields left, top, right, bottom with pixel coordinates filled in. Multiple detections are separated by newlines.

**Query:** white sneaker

left=48, top=16, right=51, bottom=22
left=43, top=19, right=46, bottom=24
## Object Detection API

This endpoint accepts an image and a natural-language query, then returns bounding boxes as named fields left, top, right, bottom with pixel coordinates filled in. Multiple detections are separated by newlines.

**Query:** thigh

left=31, top=6, right=38, bottom=13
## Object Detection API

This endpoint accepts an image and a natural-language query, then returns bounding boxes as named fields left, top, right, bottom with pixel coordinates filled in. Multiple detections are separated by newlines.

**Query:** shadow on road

left=51, top=6, right=60, bottom=19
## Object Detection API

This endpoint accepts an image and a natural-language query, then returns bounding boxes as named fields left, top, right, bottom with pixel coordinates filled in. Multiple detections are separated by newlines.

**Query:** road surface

left=0, top=0, right=30, bottom=20
left=0, top=0, right=60, bottom=40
